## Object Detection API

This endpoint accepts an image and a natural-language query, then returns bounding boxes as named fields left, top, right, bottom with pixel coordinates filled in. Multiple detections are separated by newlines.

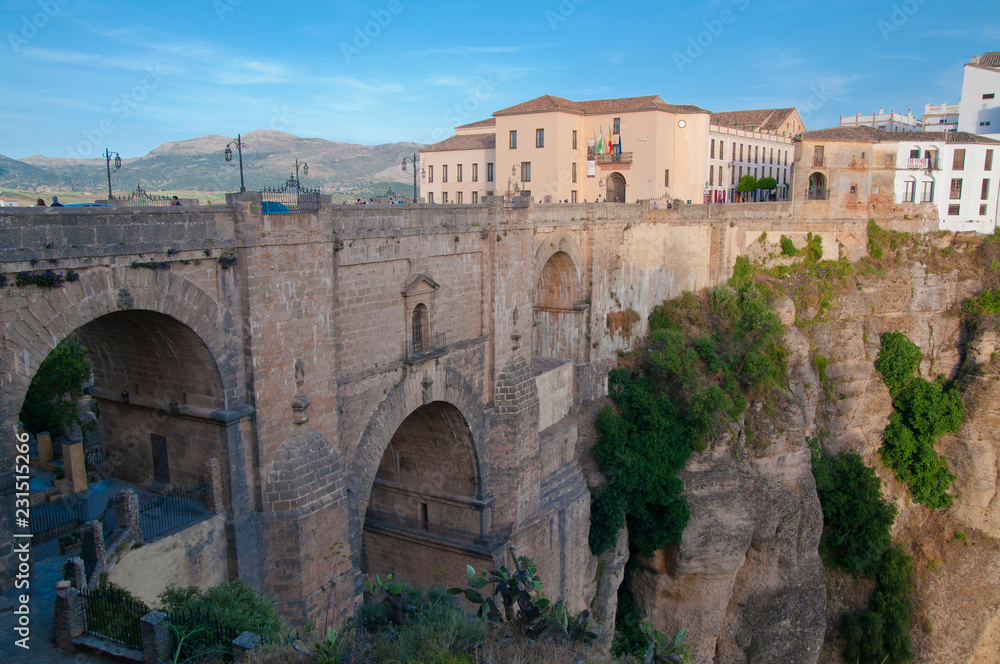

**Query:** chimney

left=972, top=54, right=980, bottom=65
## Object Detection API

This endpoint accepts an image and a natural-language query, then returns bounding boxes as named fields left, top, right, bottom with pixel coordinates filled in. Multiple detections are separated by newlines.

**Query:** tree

left=19, top=335, right=92, bottom=439
left=736, top=175, right=758, bottom=202
left=757, top=176, right=778, bottom=201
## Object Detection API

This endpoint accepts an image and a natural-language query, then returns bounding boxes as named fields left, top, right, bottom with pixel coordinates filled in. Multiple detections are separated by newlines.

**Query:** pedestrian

left=36, top=198, right=46, bottom=206
left=50, top=196, right=63, bottom=207
left=171, top=196, right=181, bottom=206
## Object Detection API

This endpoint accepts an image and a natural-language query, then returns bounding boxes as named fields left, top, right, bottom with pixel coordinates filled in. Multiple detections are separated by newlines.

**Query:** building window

left=755, top=146, right=759, bottom=163
left=412, top=304, right=427, bottom=354
left=472, top=163, right=479, bottom=182
left=442, top=192, right=448, bottom=203
left=613, top=118, right=621, bottom=134
left=428, top=192, right=434, bottom=204
left=732, top=168, right=736, bottom=185
left=472, top=191, right=479, bottom=204
left=711, top=139, right=716, bottom=159
left=950, top=178, right=963, bottom=199
left=720, top=142, right=725, bottom=160
left=428, top=165, right=434, bottom=183
left=850, top=184, right=857, bottom=195
left=732, top=142, right=736, bottom=161
left=770, top=148, right=774, bottom=164
left=572, top=130, right=578, bottom=150
left=808, top=172, right=827, bottom=200
left=904, top=181, right=915, bottom=202
left=509, top=131, right=517, bottom=149
left=456, top=164, right=463, bottom=182
left=664, top=169, right=670, bottom=187
left=785, top=151, right=789, bottom=166
left=719, top=166, right=723, bottom=186
left=953, top=149, right=966, bottom=170
left=571, top=190, right=577, bottom=203
left=457, top=191, right=463, bottom=204
left=487, top=163, right=494, bottom=182
left=739, top=166, right=743, bottom=179
left=536, top=128, right=545, bottom=148
left=740, top=144, right=744, bottom=161
left=442, top=165, right=448, bottom=183
left=572, top=162, right=577, bottom=183
left=983, top=179, right=991, bottom=200
left=987, top=150, right=994, bottom=171
left=709, top=167, right=714, bottom=186
left=985, top=93, right=996, bottom=99
left=982, top=204, right=989, bottom=216
left=921, top=181, right=934, bottom=203
left=521, top=162, right=531, bottom=182
left=813, top=146, right=824, bottom=167
left=949, top=204, right=961, bottom=215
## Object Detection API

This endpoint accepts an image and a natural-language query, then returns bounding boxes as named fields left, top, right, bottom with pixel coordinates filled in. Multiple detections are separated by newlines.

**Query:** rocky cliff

left=586, top=231, right=1000, bottom=664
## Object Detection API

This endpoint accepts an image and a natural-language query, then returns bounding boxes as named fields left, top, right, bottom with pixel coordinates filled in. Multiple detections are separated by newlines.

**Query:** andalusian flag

left=597, top=129, right=604, bottom=158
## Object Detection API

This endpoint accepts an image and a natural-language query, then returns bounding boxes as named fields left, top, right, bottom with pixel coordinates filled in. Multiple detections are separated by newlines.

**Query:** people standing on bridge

left=36, top=198, right=46, bottom=206
left=51, top=196, right=63, bottom=207
left=171, top=196, right=181, bottom=206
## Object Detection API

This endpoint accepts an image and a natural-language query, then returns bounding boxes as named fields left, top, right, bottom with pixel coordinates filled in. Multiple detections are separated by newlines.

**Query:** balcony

left=403, top=332, right=446, bottom=364
left=597, top=152, right=633, bottom=165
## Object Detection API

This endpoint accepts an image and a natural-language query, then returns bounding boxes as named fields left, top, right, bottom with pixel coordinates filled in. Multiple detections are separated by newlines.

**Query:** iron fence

left=138, top=483, right=213, bottom=542
left=168, top=607, right=244, bottom=662
left=81, top=585, right=149, bottom=650
left=29, top=493, right=89, bottom=542
left=117, top=183, right=173, bottom=207
left=260, top=176, right=321, bottom=213
left=404, top=332, right=446, bottom=361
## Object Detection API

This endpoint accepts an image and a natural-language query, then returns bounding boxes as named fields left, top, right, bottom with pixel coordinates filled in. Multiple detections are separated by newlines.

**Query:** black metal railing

left=260, top=176, right=321, bottom=213
left=138, top=483, right=213, bottom=542
left=404, top=332, right=446, bottom=361
left=168, top=608, right=243, bottom=662
left=81, top=585, right=149, bottom=650
left=117, top=183, right=173, bottom=207
left=29, top=493, right=89, bottom=542
left=596, top=151, right=633, bottom=164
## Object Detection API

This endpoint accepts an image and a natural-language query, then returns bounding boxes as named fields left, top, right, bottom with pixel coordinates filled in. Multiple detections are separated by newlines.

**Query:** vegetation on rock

left=874, top=332, right=963, bottom=509
left=19, top=334, right=92, bottom=440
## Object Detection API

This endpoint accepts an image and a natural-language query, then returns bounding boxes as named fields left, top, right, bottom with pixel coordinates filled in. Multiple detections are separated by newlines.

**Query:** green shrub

left=813, top=452, right=897, bottom=577
left=590, top=283, right=787, bottom=556
left=780, top=235, right=798, bottom=257
left=842, top=546, right=915, bottom=664
left=19, top=334, right=92, bottom=440
left=874, top=333, right=963, bottom=509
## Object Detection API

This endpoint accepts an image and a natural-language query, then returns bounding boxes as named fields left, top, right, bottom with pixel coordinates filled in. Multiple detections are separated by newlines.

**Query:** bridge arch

left=1, top=268, right=240, bottom=508
left=533, top=245, right=586, bottom=362
left=348, top=366, right=494, bottom=587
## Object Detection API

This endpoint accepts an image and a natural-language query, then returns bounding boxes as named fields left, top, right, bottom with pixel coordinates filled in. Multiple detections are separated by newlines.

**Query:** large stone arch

left=533, top=246, right=587, bottom=362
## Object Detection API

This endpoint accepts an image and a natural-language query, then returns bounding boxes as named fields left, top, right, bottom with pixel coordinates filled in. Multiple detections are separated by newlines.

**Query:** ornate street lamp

left=105, top=149, right=122, bottom=199
left=401, top=153, right=423, bottom=203
left=293, top=158, right=309, bottom=188
left=224, top=135, right=246, bottom=193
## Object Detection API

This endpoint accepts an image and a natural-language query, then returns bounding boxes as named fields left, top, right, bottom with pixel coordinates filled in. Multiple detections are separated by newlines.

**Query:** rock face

left=599, top=249, right=1000, bottom=664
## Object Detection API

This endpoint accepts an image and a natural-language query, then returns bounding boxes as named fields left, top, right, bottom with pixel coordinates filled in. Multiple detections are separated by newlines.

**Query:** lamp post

left=507, top=165, right=521, bottom=201
left=293, top=159, right=309, bottom=188
left=104, top=149, right=122, bottom=199
left=401, top=153, right=422, bottom=203
left=224, top=135, right=246, bottom=193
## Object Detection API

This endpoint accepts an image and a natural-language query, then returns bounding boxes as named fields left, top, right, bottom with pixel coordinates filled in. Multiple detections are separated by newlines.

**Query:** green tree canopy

left=736, top=175, right=758, bottom=193
left=757, top=176, right=778, bottom=191
left=19, top=335, right=92, bottom=439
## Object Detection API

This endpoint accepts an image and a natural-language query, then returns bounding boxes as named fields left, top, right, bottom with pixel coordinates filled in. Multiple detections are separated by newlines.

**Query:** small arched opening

left=808, top=172, right=828, bottom=200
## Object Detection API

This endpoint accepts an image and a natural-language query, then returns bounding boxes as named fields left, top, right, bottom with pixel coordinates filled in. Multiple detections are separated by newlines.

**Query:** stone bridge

left=0, top=196, right=866, bottom=624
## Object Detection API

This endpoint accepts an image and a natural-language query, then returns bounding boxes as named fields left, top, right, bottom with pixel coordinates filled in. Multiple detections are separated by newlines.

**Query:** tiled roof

left=494, top=95, right=583, bottom=116
left=799, top=126, right=1000, bottom=145
left=421, top=133, right=496, bottom=153
left=711, top=108, right=798, bottom=131
left=493, top=94, right=709, bottom=117
left=977, top=51, right=1000, bottom=68
left=456, top=118, right=496, bottom=130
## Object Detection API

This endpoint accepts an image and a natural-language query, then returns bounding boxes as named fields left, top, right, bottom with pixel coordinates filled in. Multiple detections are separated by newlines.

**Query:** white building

left=892, top=132, right=1000, bottom=233
left=958, top=52, right=1000, bottom=138
left=709, top=108, right=802, bottom=202
left=922, top=103, right=960, bottom=133
left=840, top=108, right=922, bottom=132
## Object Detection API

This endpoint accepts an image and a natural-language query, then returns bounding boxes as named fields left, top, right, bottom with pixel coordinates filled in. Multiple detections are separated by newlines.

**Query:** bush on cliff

left=590, top=282, right=787, bottom=557
left=874, top=332, right=963, bottom=509
left=19, top=334, right=92, bottom=440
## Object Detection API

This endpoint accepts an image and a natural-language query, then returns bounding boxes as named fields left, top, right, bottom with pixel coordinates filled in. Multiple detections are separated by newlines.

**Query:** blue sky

left=2, top=0, right=998, bottom=159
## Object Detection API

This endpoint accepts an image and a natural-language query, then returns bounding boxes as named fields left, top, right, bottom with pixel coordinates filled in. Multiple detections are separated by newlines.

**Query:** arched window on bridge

left=412, top=304, right=427, bottom=355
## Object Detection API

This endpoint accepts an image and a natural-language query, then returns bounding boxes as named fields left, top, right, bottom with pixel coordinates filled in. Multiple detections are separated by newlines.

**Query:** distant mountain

left=14, top=130, right=425, bottom=195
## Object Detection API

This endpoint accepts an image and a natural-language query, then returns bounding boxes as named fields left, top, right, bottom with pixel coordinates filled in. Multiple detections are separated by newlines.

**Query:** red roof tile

left=799, top=126, right=1000, bottom=145
left=421, top=133, right=496, bottom=153
left=976, top=51, right=1000, bottom=68
left=711, top=108, right=798, bottom=132
left=493, top=94, right=708, bottom=117
left=456, top=118, right=496, bottom=130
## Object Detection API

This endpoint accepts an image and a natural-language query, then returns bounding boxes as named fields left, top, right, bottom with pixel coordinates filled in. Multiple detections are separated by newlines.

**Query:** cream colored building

left=421, top=95, right=712, bottom=205
left=708, top=108, right=803, bottom=202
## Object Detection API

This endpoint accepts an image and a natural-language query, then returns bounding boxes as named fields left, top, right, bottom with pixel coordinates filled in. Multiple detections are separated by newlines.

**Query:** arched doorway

left=362, top=401, right=493, bottom=587
left=534, top=252, right=581, bottom=360
left=808, top=172, right=827, bottom=200
left=607, top=172, right=626, bottom=203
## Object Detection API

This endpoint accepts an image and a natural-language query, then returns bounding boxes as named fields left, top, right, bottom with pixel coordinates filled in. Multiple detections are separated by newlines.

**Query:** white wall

left=958, top=65, right=1000, bottom=137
